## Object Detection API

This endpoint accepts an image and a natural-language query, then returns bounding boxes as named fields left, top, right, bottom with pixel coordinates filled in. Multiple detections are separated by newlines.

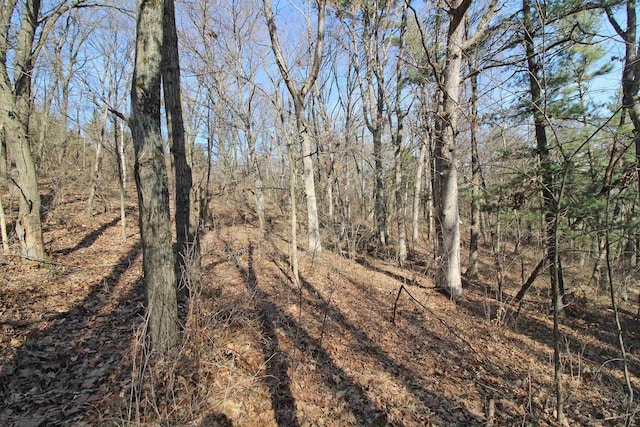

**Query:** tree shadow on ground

left=200, top=412, right=233, bottom=426
left=297, top=271, right=485, bottom=426
left=0, top=243, right=142, bottom=425
left=263, top=248, right=484, bottom=424
left=237, top=244, right=390, bottom=426
left=54, top=216, right=122, bottom=255
left=461, top=276, right=640, bottom=375
left=456, top=277, right=640, bottom=423
left=233, top=244, right=299, bottom=427
left=355, top=256, right=429, bottom=289
left=346, top=255, right=639, bottom=425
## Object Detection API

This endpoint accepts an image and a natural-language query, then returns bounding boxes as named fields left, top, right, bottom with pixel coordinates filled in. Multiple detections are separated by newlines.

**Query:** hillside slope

left=0, top=196, right=638, bottom=426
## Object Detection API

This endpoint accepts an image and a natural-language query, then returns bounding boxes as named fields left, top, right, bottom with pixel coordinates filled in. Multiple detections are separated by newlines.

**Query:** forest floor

left=0, top=188, right=639, bottom=426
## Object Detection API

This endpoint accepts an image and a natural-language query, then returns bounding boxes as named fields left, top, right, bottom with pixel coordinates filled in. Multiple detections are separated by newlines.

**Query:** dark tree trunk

left=466, top=66, right=481, bottom=279
left=523, top=0, right=563, bottom=421
left=162, top=0, right=195, bottom=278
left=131, top=0, right=178, bottom=353
left=0, top=0, right=45, bottom=261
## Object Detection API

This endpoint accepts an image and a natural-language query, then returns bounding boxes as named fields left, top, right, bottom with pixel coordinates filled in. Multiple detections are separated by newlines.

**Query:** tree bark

left=0, top=193, right=9, bottom=254
left=466, top=66, right=481, bottom=279
left=522, top=0, right=564, bottom=422
left=114, top=117, right=127, bottom=241
left=162, top=0, right=194, bottom=273
left=433, top=1, right=467, bottom=297
left=0, top=0, right=45, bottom=261
left=412, top=134, right=428, bottom=244
left=393, top=6, right=408, bottom=264
left=87, top=102, right=109, bottom=217
left=131, top=0, right=178, bottom=353
left=294, top=99, right=322, bottom=255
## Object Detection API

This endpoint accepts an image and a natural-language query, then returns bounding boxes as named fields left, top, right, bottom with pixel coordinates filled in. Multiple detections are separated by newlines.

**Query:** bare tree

left=0, top=0, right=90, bottom=261
left=131, top=0, right=178, bottom=353
left=263, top=0, right=326, bottom=255
left=431, top=0, right=470, bottom=297
left=522, top=0, right=563, bottom=420
left=0, top=0, right=46, bottom=260
left=390, top=4, right=409, bottom=264
left=163, top=0, right=196, bottom=281
left=49, top=9, right=91, bottom=168
left=411, top=0, right=495, bottom=296
left=86, top=98, right=109, bottom=217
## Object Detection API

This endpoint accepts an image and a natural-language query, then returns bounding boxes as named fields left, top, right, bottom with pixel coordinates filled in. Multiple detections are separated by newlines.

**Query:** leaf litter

left=0, top=194, right=638, bottom=426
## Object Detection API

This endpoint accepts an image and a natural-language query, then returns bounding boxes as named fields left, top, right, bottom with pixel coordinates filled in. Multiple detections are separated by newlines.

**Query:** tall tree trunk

left=200, top=105, right=214, bottom=226
left=433, top=1, right=467, bottom=297
left=425, top=135, right=435, bottom=240
left=162, top=0, right=194, bottom=274
left=523, top=0, right=564, bottom=422
left=373, top=127, right=386, bottom=246
left=394, top=140, right=407, bottom=264
left=0, top=0, right=45, bottom=261
left=131, top=0, right=178, bottom=353
left=393, top=6, right=408, bottom=265
left=287, top=140, right=300, bottom=286
left=466, top=67, right=481, bottom=279
left=263, top=0, right=326, bottom=255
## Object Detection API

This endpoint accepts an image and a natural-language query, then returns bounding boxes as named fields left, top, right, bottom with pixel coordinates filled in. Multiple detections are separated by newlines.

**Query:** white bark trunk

left=434, top=1, right=467, bottom=297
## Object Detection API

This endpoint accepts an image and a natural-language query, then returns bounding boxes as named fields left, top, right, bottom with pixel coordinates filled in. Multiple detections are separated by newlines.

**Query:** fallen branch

left=515, top=257, right=546, bottom=305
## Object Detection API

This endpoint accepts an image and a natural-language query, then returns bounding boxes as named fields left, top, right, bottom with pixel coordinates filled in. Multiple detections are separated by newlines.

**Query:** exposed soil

left=0, top=191, right=639, bottom=426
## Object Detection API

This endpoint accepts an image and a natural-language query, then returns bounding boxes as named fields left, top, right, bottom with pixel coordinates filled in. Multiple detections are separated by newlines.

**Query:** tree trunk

left=287, top=140, right=300, bottom=286
left=162, top=0, right=194, bottom=274
left=425, top=137, right=435, bottom=240
left=0, top=0, right=45, bottom=261
left=248, top=133, right=265, bottom=231
left=114, top=117, right=127, bottom=241
left=466, top=68, right=481, bottom=279
left=87, top=102, right=109, bottom=217
left=131, top=0, right=178, bottom=353
left=412, top=130, right=428, bottom=244
left=294, top=100, right=322, bottom=255
left=433, top=1, right=467, bottom=297
left=393, top=7, right=408, bottom=265
left=394, top=143, right=407, bottom=264
left=373, top=127, right=386, bottom=246
left=1, top=104, right=44, bottom=261
left=263, top=0, right=325, bottom=255
left=523, top=0, right=564, bottom=422
left=0, top=194, right=9, bottom=253
left=200, top=106, right=214, bottom=227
